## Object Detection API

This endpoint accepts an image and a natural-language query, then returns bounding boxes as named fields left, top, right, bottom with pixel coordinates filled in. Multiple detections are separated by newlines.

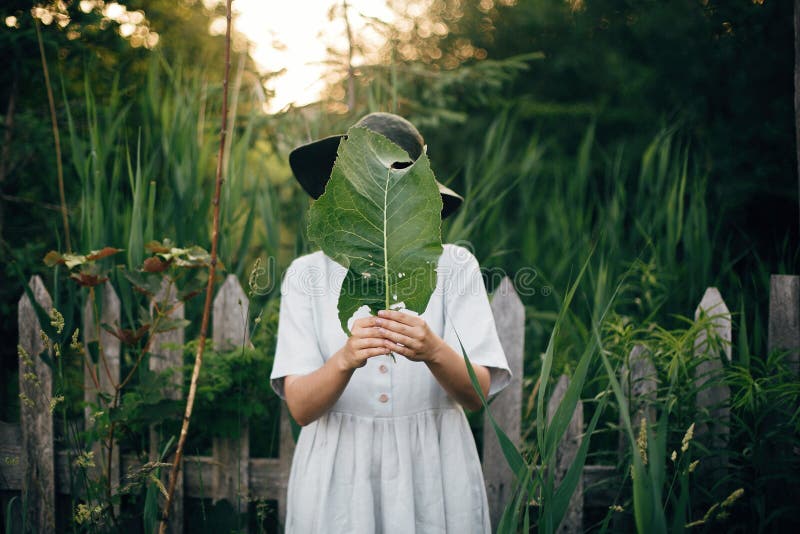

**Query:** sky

left=230, top=0, right=395, bottom=112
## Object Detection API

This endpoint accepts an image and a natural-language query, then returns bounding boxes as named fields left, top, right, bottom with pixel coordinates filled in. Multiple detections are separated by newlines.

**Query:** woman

left=270, top=113, right=511, bottom=533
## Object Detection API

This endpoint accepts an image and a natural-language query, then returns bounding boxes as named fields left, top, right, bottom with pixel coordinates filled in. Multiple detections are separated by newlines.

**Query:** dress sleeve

left=441, top=246, right=512, bottom=397
left=270, top=258, right=326, bottom=399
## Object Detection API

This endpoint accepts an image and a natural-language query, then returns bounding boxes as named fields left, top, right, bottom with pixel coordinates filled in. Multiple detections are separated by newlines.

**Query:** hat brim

left=289, top=135, right=463, bottom=219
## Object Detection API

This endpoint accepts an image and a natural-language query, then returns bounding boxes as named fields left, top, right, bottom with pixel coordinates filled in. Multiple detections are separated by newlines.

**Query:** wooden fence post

left=17, top=275, right=55, bottom=532
left=483, top=276, right=525, bottom=529
left=149, top=277, right=185, bottom=534
left=620, top=345, right=657, bottom=454
left=82, top=281, right=121, bottom=503
left=546, top=374, right=584, bottom=533
left=693, top=287, right=731, bottom=471
left=276, top=405, right=295, bottom=527
left=767, top=275, right=800, bottom=375
left=211, top=275, right=250, bottom=514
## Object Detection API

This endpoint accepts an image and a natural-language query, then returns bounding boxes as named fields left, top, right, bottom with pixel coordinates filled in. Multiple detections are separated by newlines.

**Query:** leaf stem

left=383, top=168, right=390, bottom=311
left=159, top=1, right=234, bottom=530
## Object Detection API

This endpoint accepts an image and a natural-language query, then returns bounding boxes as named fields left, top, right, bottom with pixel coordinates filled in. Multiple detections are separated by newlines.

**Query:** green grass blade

left=537, top=243, right=596, bottom=450
left=455, top=326, right=527, bottom=476
left=549, top=392, right=608, bottom=529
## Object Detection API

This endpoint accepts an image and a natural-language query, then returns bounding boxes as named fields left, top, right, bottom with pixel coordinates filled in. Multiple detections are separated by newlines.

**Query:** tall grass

left=62, top=55, right=280, bottom=280
left=422, top=109, right=793, bottom=531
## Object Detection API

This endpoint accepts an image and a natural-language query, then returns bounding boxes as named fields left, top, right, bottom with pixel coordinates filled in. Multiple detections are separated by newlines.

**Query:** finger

left=377, top=309, right=422, bottom=327
left=359, top=346, right=392, bottom=359
left=352, top=326, right=383, bottom=339
left=374, top=317, right=414, bottom=337
left=383, top=339, right=415, bottom=358
left=377, top=327, right=421, bottom=351
left=352, top=316, right=378, bottom=332
left=352, top=337, right=389, bottom=350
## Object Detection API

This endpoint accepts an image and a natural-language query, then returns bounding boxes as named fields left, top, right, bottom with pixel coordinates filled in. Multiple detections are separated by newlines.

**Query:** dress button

left=378, top=393, right=389, bottom=403
left=379, top=364, right=388, bottom=374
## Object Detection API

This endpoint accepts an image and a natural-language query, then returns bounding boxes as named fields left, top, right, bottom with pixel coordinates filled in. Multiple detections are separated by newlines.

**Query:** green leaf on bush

left=307, top=126, right=443, bottom=333
left=153, top=317, right=190, bottom=334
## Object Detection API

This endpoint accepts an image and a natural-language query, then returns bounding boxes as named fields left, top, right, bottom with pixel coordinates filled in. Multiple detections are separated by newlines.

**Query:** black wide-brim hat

left=289, top=112, right=463, bottom=218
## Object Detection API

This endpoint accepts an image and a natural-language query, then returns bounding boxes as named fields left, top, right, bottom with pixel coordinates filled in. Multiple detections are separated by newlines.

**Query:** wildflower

left=688, top=460, right=699, bottom=473
left=609, top=505, right=624, bottom=513
left=74, top=450, right=96, bottom=469
left=18, top=393, right=34, bottom=407
left=17, top=344, right=33, bottom=366
left=23, top=372, right=39, bottom=386
left=73, top=503, right=102, bottom=525
left=248, top=257, right=268, bottom=296
left=40, top=330, right=51, bottom=350
left=256, top=500, right=273, bottom=522
left=50, top=308, right=65, bottom=334
left=49, top=395, right=65, bottom=413
left=70, top=329, right=83, bottom=353
left=636, top=417, right=648, bottom=465
left=722, top=488, right=744, bottom=508
left=74, top=504, right=91, bottom=525
left=702, top=503, right=719, bottom=523
left=670, top=450, right=677, bottom=462
left=149, top=472, right=168, bottom=497
left=681, top=423, right=695, bottom=453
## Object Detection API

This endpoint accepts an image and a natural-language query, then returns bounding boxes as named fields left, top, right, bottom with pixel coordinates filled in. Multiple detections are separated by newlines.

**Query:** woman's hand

left=337, top=316, right=392, bottom=371
left=375, top=309, right=445, bottom=363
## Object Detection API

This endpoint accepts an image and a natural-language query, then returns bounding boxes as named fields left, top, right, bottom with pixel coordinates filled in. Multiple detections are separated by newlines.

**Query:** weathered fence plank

left=693, top=287, right=732, bottom=472
left=483, top=276, right=525, bottom=529
left=0, top=422, right=23, bottom=492
left=767, top=274, right=800, bottom=374
left=211, top=274, right=251, bottom=514
left=17, top=275, right=55, bottom=532
left=213, top=274, right=251, bottom=351
left=620, top=345, right=657, bottom=456
left=622, top=345, right=657, bottom=425
left=149, top=277, right=185, bottom=534
left=276, top=403, right=295, bottom=525
left=547, top=374, right=584, bottom=533
left=82, top=282, right=121, bottom=501
left=149, top=278, right=186, bottom=398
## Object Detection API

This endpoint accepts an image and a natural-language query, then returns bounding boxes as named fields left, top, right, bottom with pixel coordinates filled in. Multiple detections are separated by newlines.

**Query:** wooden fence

left=3, top=273, right=799, bottom=533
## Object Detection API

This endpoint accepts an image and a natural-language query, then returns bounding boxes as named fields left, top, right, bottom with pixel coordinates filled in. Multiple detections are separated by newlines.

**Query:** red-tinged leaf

left=70, top=272, right=108, bottom=287
left=122, top=270, right=163, bottom=297
left=86, top=247, right=124, bottom=261
left=145, top=240, right=172, bottom=254
left=132, top=284, right=152, bottom=296
left=101, top=323, right=150, bottom=346
left=153, top=317, right=190, bottom=334
left=142, top=256, right=170, bottom=273
left=43, top=250, right=65, bottom=267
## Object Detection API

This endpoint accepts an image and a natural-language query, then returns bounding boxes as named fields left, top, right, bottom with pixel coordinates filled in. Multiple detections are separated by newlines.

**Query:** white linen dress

left=270, top=244, right=511, bottom=534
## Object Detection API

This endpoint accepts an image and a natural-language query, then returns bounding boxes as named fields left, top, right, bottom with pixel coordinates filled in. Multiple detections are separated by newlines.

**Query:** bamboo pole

left=159, top=1, right=234, bottom=531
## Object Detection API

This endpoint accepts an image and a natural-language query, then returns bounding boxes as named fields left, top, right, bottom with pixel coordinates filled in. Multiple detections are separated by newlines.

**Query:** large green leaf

left=307, top=126, right=443, bottom=333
